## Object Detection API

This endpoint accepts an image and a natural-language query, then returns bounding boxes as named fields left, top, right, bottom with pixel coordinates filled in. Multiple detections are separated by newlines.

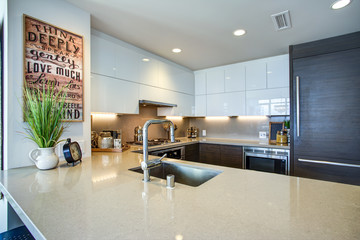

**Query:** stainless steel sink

left=129, top=161, right=222, bottom=187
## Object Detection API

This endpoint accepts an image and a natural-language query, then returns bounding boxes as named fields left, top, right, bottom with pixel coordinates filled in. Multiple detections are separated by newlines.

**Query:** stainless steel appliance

left=149, top=146, right=185, bottom=160
left=244, top=147, right=290, bottom=175
left=128, top=138, right=180, bottom=146
left=134, top=126, right=143, bottom=142
left=98, top=132, right=114, bottom=148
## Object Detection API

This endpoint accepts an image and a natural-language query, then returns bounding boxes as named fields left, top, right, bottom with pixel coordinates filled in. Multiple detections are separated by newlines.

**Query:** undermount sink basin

left=129, top=161, right=222, bottom=187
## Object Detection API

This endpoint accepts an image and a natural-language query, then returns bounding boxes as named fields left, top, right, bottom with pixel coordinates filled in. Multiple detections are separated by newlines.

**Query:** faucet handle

left=141, top=153, right=167, bottom=170
left=159, top=153, right=167, bottom=161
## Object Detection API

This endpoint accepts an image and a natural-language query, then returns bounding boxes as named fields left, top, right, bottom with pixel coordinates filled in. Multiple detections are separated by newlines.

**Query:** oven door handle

left=244, top=152, right=288, bottom=160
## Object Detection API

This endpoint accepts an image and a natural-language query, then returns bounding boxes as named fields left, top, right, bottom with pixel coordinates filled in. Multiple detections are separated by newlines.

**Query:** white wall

left=4, top=0, right=91, bottom=169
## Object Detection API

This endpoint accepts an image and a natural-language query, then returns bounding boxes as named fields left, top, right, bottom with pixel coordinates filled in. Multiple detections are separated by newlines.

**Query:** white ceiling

left=65, top=0, right=360, bottom=70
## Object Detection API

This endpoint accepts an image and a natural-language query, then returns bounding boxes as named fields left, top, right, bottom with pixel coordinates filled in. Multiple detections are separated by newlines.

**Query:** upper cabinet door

left=194, top=71, right=206, bottom=95
left=267, top=54, right=289, bottom=88
left=115, top=45, right=141, bottom=83
left=138, top=56, right=159, bottom=87
left=158, top=62, right=194, bottom=95
left=195, top=95, right=206, bottom=116
left=91, top=74, right=139, bottom=114
left=224, top=63, right=245, bottom=92
left=207, top=92, right=245, bottom=116
left=245, top=88, right=289, bottom=116
left=206, top=68, right=225, bottom=94
left=245, top=60, right=267, bottom=90
left=91, top=35, right=116, bottom=77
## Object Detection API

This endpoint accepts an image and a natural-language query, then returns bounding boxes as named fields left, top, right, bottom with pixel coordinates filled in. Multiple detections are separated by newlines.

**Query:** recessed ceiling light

left=172, top=48, right=182, bottom=53
left=142, top=58, right=150, bottom=62
left=331, top=0, right=352, bottom=9
left=233, top=29, right=246, bottom=36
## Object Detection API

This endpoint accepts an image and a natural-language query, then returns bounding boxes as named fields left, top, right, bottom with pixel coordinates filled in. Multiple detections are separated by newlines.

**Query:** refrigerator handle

left=296, top=76, right=300, bottom=137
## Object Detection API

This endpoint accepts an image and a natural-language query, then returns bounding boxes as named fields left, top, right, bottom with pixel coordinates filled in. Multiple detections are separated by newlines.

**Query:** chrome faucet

left=141, top=119, right=175, bottom=182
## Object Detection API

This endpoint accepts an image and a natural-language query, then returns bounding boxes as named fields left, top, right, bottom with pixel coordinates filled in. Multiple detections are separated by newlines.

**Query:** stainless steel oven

left=149, top=146, right=185, bottom=160
left=243, top=147, right=290, bottom=175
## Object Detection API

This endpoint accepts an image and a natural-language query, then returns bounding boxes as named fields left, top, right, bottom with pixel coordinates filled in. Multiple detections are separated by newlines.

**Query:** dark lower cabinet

left=290, top=31, right=360, bottom=186
left=198, top=143, right=243, bottom=169
left=199, top=143, right=221, bottom=165
left=220, top=145, right=243, bottom=168
left=185, top=143, right=199, bottom=162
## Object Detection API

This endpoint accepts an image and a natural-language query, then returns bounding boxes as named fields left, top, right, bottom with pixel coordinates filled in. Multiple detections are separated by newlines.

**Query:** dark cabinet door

left=199, top=143, right=243, bottom=168
left=199, top=143, right=221, bottom=165
left=185, top=143, right=199, bottom=162
left=220, top=145, right=243, bottom=168
left=291, top=48, right=360, bottom=185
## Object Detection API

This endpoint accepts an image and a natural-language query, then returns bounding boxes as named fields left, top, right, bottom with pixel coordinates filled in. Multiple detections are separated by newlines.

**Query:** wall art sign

left=24, top=15, right=84, bottom=121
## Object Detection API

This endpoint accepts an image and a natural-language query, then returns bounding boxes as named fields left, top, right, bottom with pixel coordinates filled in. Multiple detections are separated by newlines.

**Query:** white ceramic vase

left=29, top=147, right=59, bottom=170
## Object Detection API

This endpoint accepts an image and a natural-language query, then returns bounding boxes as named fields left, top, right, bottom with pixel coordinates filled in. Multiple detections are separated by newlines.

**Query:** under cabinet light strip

left=166, top=116, right=183, bottom=120
left=205, top=116, right=230, bottom=120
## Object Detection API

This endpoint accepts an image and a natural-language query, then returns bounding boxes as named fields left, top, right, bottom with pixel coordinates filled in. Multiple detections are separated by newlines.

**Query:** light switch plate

left=202, top=130, right=206, bottom=137
left=259, top=131, right=267, bottom=139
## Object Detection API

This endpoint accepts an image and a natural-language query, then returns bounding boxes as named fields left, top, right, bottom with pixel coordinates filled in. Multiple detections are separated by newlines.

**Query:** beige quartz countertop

left=0, top=148, right=359, bottom=239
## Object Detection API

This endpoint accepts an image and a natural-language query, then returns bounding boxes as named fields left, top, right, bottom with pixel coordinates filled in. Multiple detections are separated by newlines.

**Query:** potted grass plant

left=23, top=83, right=67, bottom=170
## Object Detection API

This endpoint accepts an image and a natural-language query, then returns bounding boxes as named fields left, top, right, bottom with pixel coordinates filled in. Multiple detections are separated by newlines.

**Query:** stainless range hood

left=139, top=100, right=177, bottom=108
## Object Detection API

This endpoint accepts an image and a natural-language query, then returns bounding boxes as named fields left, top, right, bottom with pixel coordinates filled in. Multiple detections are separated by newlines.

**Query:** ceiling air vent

left=271, top=10, right=292, bottom=31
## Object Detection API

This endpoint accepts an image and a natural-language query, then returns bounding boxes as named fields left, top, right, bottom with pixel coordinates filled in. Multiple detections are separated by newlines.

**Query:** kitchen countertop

left=1, top=149, right=359, bottom=239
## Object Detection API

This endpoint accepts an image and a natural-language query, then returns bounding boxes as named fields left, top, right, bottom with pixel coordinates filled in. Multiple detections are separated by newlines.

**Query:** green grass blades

left=22, top=83, right=68, bottom=148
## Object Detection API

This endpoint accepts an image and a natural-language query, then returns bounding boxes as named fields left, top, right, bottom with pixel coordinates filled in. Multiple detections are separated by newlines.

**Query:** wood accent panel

left=294, top=160, right=360, bottom=186
left=185, top=143, right=199, bottom=162
left=199, top=143, right=243, bottom=168
left=199, top=143, right=221, bottom=165
left=290, top=31, right=360, bottom=59
left=290, top=31, right=360, bottom=185
left=220, top=145, right=243, bottom=168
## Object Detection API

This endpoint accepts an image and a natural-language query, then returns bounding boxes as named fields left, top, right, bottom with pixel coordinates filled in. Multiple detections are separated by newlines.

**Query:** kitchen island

left=0, top=146, right=359, bottom=239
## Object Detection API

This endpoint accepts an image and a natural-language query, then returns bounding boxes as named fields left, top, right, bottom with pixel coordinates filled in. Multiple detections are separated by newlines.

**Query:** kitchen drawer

left=294, top=157, right=360, bottom=186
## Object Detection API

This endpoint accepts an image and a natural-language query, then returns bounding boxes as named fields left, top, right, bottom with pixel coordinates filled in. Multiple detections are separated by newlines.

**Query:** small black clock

left=63, top=138, right=82, bottom=166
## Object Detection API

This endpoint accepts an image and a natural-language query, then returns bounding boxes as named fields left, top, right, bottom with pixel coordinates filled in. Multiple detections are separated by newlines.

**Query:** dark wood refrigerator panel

left=291, top=45, right=360, bottom=185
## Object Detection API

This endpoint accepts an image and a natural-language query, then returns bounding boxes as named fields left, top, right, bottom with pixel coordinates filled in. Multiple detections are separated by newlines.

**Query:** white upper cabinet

left=224, top=63, right=246, bottom=92
left=158, top=62, right=194, bottom=95
left=246, top=87, right=289, bottom=116
left=91, top=31, right=201, bottom=116
left=91, top=35, right=116, bottom=77
left=157, top=92, right=194, bottom=116
left=194, top=95, right=206, bottom=116
left=138, top=56, right=159, bottom=87
left=245, top=60, right=267, bottom=90
left=91, top=74, right=139, bottom=114
left=207, top=92, right=245, bottom=116
left=194, top=71, right=206, bottom=95
left=115, top=44, right=141, bottom=83
left=206, top=68, right=225, bottom=94
left=267, top=54, right=289, bottom=88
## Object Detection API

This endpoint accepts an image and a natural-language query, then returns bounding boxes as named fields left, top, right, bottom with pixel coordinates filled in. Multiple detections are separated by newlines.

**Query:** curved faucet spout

left=142, top=119, right=175, bottom=182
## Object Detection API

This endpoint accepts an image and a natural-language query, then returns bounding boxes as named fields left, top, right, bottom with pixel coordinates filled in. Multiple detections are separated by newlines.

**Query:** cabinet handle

left=298, top=158, right=360, bottom=168
left=296, top=76, right=300, bottom=137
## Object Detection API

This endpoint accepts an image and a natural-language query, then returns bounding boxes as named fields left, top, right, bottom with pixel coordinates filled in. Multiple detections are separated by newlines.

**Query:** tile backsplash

left=189, top=116, right=289, bottom=140
left=91, top=106, right=189, bottom=143
left=91, top=106, right=289, bottom=143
